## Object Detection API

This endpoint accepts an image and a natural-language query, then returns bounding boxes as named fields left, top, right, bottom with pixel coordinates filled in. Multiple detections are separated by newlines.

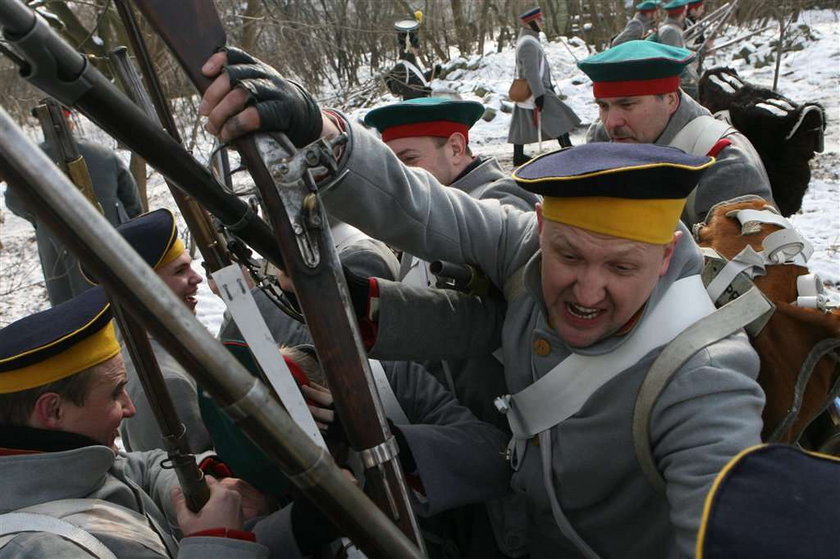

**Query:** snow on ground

left=1, top=9, right=838, bottom=330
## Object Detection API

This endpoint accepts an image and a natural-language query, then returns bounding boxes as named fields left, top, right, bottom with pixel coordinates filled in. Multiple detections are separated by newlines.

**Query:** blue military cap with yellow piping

left=364, top=97, right=485, bottom=143
left=512, top=143, right=714, bottom=244
left=83, top=209, right=184, bottom=284
left=116, top=208, right=184, bottom=270
left=577, top=41, right=695, bottom=97
left=635, top=0, right=661, bottom=11
left=0, top=287, right=119, bottom=394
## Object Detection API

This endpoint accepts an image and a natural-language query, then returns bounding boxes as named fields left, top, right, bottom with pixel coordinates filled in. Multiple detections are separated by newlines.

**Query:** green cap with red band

left=577, top=41, right=695, bottom=97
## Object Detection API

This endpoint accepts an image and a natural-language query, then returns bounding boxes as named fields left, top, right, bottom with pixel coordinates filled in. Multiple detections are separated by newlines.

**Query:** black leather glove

left=342, top=265, right=371, bottom=319
left=224, top=47, right=322, bottom=147
left=535, top=94, right=545, bottom=110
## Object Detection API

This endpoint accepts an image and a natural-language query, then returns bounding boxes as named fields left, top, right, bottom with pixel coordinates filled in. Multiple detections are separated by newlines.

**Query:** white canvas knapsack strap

left=401, top=59, right=428, bottom=86
left=0, top=512, right=118, bottom=558
left=668, top=115, right=733, bottom=156
left=498, top=276, right=714, bottom=444
left=370, top=359, right=410, bottom=425
left=632, top=287, right=773, bottom=491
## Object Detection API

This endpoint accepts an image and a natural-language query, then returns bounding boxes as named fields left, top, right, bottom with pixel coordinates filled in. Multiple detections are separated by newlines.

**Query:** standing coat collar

left=450, top=155, right=505, bottom=194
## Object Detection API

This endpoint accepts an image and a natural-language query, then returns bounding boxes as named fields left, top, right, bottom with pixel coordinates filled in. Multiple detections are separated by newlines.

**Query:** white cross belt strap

left=213, top=264, right=326, bottom=449
left=501, top=276, right=715, bottom=443
left=370, top=359, right=410, bottom=425
left=0, top=512, right=118, bottom=558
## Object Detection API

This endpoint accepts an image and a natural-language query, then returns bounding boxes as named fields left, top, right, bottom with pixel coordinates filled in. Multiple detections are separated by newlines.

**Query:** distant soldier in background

left=4, top=108, right=142, bottom=306
left=384, top=12, right=438, bottom=101
left=658, top=0, right=690, bottom=48
left=612, top=0, right=661, bottom=46
left=508, top=6, right=581, bottom=166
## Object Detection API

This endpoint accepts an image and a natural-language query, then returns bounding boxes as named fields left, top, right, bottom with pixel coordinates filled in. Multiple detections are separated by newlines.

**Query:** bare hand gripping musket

left=129, top=0, right=426, bottom=553
left=34, top=95, right=211, bottom=512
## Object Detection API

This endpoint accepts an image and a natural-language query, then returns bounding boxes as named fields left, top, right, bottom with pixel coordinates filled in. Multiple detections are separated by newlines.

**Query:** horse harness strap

left=633, top=286, right=774, bottom=491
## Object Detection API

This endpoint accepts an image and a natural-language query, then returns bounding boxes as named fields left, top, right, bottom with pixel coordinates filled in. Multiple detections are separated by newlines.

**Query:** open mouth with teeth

left=566, top=302, right=602, bottom=319
left=185, top=293, right=198, bottom=307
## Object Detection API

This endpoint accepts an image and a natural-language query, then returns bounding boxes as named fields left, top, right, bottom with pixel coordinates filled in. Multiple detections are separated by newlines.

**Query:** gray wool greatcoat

left=587, top=90, right=773, bottom=226
left=399, top=154, right=539, bottom=432
left=4, top=141, right=142, bottom=306
left=0, top=445, right=268, bottom=558
left=611, top=13, right=656, bottom=46
left=507, top=28, right=580, bottom=145
left=319, top=119, right=765, bottom=558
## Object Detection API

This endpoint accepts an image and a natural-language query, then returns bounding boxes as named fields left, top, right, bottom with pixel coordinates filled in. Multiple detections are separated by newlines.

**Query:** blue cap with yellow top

left=0, top=287, right=119, bottom=394
left=512, top=143, right=714, bottom=244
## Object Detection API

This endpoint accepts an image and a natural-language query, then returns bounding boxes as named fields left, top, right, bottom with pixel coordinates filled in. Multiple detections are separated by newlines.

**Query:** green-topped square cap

left=635, top=0, right=661, bottom=10
left=364, top=97, right=485, bottom=143
left=577, top=41, right=695, bottom=97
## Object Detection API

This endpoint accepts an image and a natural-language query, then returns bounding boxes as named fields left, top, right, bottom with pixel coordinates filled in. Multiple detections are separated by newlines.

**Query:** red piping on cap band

left=593, top=76, right=681, bottom=97
left=381, top=121, right=470, bottom=143
left=521, top=13, right=543, bottom=23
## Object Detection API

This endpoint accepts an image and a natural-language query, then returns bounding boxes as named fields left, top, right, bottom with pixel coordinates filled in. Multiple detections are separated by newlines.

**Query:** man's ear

left=659, top=230, right=683, bottom=277
left=447, top=132, right=468, bottom=161
left=30, top=392, right=63, bottom=429
left=665, top=91, right=681, bottom=116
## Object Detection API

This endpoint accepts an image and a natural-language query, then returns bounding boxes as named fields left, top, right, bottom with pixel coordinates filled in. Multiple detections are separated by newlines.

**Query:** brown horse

left=695, top=197, right=840, bottom=451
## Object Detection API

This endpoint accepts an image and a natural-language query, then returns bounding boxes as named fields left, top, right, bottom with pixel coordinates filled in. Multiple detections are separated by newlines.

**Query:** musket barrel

left=0, top=104, right=422, bottom=559
left=0, top=4, right=285, bottom=270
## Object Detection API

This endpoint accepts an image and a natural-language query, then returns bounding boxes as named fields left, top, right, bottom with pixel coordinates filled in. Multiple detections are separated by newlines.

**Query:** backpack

left=634, top=196, right=840, bottom=489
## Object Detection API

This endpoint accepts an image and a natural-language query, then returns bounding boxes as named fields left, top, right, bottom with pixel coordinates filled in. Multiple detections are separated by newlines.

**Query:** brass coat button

left=533, top=338, right=551, bottom=356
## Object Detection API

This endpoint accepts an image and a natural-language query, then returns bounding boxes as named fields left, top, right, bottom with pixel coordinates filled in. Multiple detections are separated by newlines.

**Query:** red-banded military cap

left=662, top=0, right=689, bottom=14
left=0, top=287, right=119, bottom=393
left=364, top=97, right=484, bottom=143
left=577, top=41, right=695, bottom=98
left=512, top=142, right=714, bottom=244
left=635, top=0, right=662, bottom=11
left=519, top=6, right=543, bottom=23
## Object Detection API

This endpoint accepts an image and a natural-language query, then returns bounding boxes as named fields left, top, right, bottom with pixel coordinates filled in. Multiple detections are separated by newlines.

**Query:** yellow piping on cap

left=542, top=196, right=685, bottom=244
left=0, top=321, right=120, bottom=394
left=157, top=237, right=185, bottom=269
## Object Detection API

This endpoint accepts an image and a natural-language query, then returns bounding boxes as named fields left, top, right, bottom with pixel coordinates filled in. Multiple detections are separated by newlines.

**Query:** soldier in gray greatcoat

left=579, top=40, right=773, bottom=226
left=0, top=288, right=269, bottom=558
left=197, top=48, right=765, bottom=558
left=507, top=6, right=581, bottom=166
left=611, top=0, right=661, bottom=46
left=5, top=114, right=142, bottom=307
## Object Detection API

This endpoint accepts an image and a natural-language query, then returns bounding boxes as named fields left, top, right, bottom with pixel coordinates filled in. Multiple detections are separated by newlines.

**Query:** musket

left=0, top=0, right=286, bottom=271
left=129, top=0, right=426, bottom=553
left=32, top=98, right=102, bottom=213
left=109, top=0, right=231, bottom=274
left=429, top=260, right=493, bottom=297
left=703, top=25, right=774, bottom=55
left=684, top=1, right=733, bottom=42
left=113, top=304, right=211, bottom=512
left=0, top=102, right=420, bottom=559
left=33, top=95, right=211, bottom=512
